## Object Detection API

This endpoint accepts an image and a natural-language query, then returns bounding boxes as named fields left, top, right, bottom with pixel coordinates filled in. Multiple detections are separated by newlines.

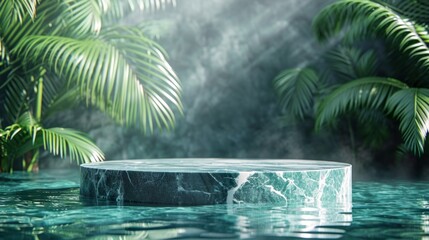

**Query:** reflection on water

left=0, top=170, right=428, bottom=239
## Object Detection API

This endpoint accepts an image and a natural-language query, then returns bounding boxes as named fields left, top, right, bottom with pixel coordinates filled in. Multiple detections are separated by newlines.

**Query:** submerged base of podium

left=80, top=159, right=351, bottom=206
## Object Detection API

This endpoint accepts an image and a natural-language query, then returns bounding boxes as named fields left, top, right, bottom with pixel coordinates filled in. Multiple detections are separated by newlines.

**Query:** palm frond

left=356, top=109, right=391, bottom=148
left=1, top=2, right=47, bottom=47
left=101, top=0, right=176, bottom=24
left=386, top=88, right=429, bottom=156
left=273, top=68, right=319, bottom=120
left=16, top=111, right=38, bottom=127
left=1, top=111, right=103, bottom=165
left=32, top=0, right=176, bottom=37
left=340, top=16, right=378, bottom=45
left=102, top=27, right=182, bottom=128
left=327, top=47, right=378, bottom=82
left=42, top=85, right=81, bottom=119
left=0, top=0, right=38, bottom=24
left=40, top=128, right=104, bottom=164
left=3, top=73, right=31, bottom=124
left=385, top=25, right=429, bottom=85
left=61, top=0, right=103, bottom=35
left=39, top=72, right=82, bottom=119
left=1, top=113, right=37, bottom=161
left=378, top=0, right=429, bottom=25
left=16, top=27, right=182, bottom=132
left=0, top=38, right=9, bottom=66
left=316, top=77, right=408, bottom=129
left=2, top=125, right=31, bottom=161
left=313, top=0, right=387, bottom=42
left=16, top=112, right=40, bottom=145
left=313, top=0, right=429, bottom=76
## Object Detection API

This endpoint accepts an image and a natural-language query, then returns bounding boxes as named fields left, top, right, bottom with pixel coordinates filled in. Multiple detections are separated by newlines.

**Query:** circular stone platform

left=80, top=159, right=351, bottom=206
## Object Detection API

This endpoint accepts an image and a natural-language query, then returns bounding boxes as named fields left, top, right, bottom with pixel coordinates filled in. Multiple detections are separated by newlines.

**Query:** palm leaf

left=1, top=112, right=104, bottom=164
left=42, top=85, right=81, bottom=119
left=15, top=111, right=40, bottom=145
left=379, top=0, right=429, bottom=25
left=16, top=27, right=182, bottom=132
left=16, top=111, right=38, bottom=127
left=1, top=113, right=36, bottom=161
left=38, top=72, right=82, bottom=119
left=101, top=0, right=176, bottom=24
left=0, top=4, right=46, bottom=49
left=39, top=0, right=177, bottom=36
left=313, top=0, right=389, bottom=42
left=316, top=77, right=408, bottom=129
left=3, top=72, right=31, bottom=124
left=327, top=47, right=378, bottom=82
left=386, top=88, right=429, bottom=156
left=0, top=0, right=38, bottom=24
left=356, top=109, right=391, bottom=148
left=313, top=0, right=429, bottom=77
left=274, top=68, right=319, bottom=120
left=59, top=0, right=103, bottom=35
left=40, top=128, right=104, bottom=164
left=0, top=38, right=9, bottom=66
left=2, top=125, right=30, bottom=162
left=340, top=16, right=378, bottom=45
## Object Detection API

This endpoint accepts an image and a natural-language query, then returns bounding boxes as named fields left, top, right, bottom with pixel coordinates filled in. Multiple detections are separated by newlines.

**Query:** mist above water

left=115, top=0, right=333, bottom=156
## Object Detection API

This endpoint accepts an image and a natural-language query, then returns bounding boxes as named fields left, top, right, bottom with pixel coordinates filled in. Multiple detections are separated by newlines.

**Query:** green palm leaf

left=313, top=0, right=389, bottom=42
left=0, top=4, right=45, bottom=49
left=16, top=28, right=182, bottom=132
left=101, top=0, right=176, bottom=24
left=340, top=16, right=377, bottom=45
left=1, top=0, right=183, bottom=170
left=379, top=0, right=429, bottom=25
left=41, top=0, right=176, bottom=36
left=316, top=77, right=408, bottom=129
left=0, top=38, right=9, bottom=66
left=274, top=68, right=319, bottom=120
left=356, top=109, right=391, bottom=148
left=0, top=0, right=38, bottom=24
left=313, top=0, right=429, bottom=75
left=42, top=85, right=81, bottom=119
left=3, top=73, right=31, bottom=123
left=327, top=47, right=378, bottom=82
left=62, top=0, right=103, bottom=34
left=386, top=88, right=429, bottom=156
left=4, top=112, right=104, bottom=164
left=40, top=128, right=104, bottom=164
left=38, top=72, right=81, bottom=119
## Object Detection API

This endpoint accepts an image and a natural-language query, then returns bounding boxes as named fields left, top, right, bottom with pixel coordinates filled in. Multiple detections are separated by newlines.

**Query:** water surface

left=0, top=170, right=428, bottom=239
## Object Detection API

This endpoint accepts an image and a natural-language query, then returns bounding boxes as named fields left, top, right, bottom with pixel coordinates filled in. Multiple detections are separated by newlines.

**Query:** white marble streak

left=227, top=172, right=255, bottom=204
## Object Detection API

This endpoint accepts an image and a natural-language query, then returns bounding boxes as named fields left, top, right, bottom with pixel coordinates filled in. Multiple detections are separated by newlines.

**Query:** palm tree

left=0, top=0, right=182, bottom=172
left=274, top=0, right=429, bottom=158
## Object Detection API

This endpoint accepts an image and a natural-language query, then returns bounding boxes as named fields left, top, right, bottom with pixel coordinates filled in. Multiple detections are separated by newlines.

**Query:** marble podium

left=80, top=159, right=351, bottom=206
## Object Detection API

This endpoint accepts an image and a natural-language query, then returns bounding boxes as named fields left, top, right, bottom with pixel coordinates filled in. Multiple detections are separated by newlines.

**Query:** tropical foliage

left=0, top=0, right=182, bottom=172
left=274, top=0, right=429, bottom=158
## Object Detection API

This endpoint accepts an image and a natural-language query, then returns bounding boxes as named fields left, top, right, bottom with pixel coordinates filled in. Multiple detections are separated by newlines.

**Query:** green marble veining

left=80, top=159, right=351, bottom=206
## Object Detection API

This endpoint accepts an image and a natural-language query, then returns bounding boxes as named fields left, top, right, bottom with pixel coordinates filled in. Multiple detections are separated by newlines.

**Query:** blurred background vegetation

left=0, top=0, right=182, bottom=172
left=274, top=0, right=429, bottom=179
left=2, top=0, right=429, bottom=180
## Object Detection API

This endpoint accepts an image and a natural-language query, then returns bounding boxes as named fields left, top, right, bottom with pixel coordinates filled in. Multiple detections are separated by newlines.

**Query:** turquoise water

left=0, top=170, right=428, bottom=239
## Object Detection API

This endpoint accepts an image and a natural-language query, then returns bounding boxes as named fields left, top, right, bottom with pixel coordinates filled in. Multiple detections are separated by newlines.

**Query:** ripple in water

left=0, top=170, right=428, bottom=239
